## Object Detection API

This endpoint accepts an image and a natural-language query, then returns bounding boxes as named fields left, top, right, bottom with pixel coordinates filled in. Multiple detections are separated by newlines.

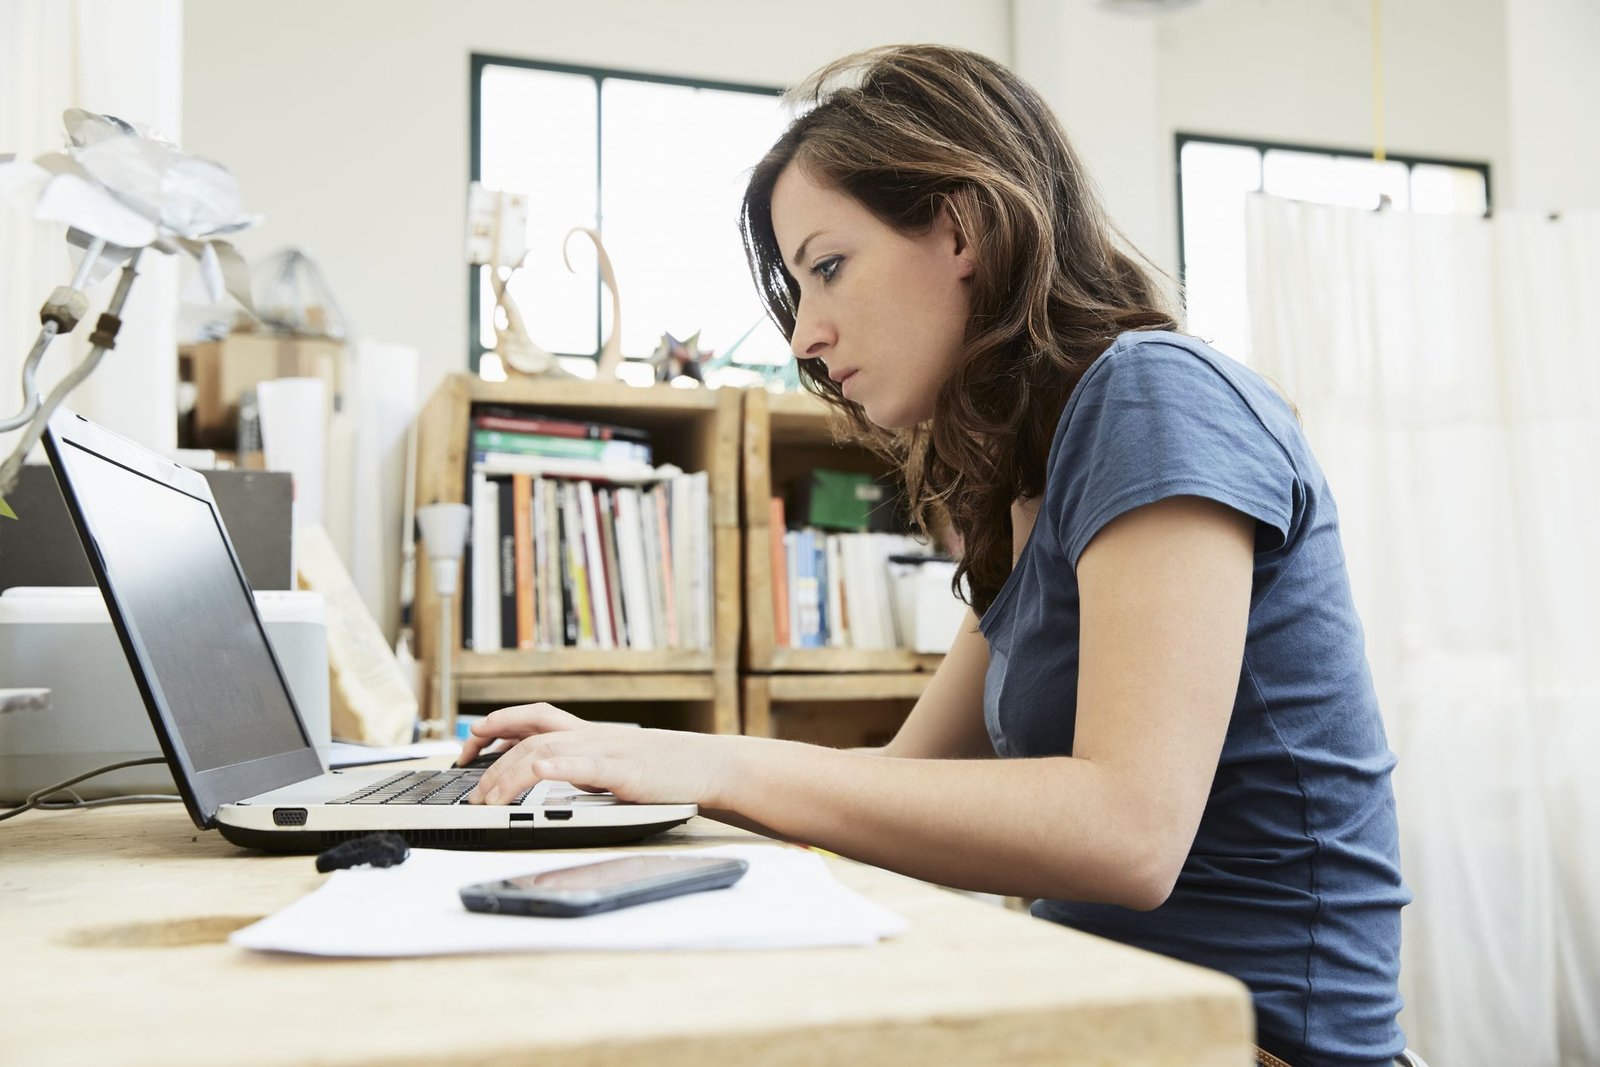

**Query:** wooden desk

left=1, top=803, right=1253, bottom=1066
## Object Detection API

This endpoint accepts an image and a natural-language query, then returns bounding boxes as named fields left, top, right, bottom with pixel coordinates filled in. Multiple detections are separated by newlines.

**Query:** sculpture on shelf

left=564, top=227, right=625, bottom=382
left=646, top=330, right=714, bottom=384
left=488, top=254, right=569, bottom=379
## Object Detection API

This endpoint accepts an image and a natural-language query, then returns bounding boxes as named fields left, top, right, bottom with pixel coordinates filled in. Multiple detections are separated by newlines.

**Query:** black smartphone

left=459, top=855, right=749, bottom=918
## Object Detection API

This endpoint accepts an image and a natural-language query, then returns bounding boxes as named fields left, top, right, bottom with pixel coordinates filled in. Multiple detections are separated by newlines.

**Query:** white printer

left=0, top=586, right=330, bottom=803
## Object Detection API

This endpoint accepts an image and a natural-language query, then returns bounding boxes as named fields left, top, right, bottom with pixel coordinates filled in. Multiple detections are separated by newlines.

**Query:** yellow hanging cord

left=1371, top=0, right=1386, bottom=164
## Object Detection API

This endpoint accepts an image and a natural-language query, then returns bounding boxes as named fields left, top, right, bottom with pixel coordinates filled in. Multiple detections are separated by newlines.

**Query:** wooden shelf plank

left=461, top=672, right=716, bottom=704
left=457, top=649, right=714, bottom=676
left=765, top=647, right=945, bottom=674
left=765, top=672, right=933, bottom=702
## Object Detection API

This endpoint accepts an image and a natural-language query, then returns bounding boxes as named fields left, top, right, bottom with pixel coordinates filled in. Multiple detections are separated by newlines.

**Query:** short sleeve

left=1049, top=338, right=1297, bottom=566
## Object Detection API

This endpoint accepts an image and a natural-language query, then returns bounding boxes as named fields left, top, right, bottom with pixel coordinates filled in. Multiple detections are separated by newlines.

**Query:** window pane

left=600, top=79, right=790, bottom=366
left=1262, top=150, right=1409, bottom=210
left=1180, top=140, right=1263, bottom=364
left=479, top=65, right=599, bottom=355
left=1411, top=164, right=1488, bottom=215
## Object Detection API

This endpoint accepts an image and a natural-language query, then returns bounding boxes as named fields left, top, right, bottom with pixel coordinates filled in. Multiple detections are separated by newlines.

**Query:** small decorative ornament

left=646, top=330, right=715, bottom=385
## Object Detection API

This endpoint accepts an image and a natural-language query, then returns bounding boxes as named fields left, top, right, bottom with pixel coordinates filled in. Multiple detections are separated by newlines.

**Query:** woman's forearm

left=717, top=737, right=1174, bottom=909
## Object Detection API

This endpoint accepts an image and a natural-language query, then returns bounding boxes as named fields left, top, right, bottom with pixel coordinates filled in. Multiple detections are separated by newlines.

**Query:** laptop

left=42, top=408, right=696, bottom=852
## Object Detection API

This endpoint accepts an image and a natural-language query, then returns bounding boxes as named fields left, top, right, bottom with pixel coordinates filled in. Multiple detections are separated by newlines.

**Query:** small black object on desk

left=315, top=831, right=411, bottom=873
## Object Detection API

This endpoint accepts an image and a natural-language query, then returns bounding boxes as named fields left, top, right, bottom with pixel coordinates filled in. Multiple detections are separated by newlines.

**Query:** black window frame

left=468, top=53, right=783, bottom=374
left=1173, top=132, right=1493, bottom=296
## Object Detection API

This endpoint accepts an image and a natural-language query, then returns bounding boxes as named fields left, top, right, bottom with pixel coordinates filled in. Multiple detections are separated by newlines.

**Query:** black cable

left=0, top=757, right=179, bottom=822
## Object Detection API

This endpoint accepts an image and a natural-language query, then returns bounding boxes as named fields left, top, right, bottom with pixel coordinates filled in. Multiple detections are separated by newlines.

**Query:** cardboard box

left=180, top=334, right=343, bottom=448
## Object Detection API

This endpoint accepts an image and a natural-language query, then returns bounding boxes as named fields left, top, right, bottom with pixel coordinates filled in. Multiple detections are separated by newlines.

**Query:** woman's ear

left=938, top=193, right=978, bottom=280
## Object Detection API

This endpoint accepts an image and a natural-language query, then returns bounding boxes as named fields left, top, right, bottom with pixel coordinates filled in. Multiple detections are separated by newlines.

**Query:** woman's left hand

left=460, top=702, right=740, bottom=807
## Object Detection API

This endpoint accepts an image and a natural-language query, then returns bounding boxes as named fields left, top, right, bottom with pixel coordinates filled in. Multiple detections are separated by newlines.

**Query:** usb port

left=545, top=810, right=574, bottom=821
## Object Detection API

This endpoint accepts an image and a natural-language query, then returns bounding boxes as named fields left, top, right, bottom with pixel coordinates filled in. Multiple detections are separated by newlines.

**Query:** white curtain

left=1246, top=193, right=1600, bottom=1067
left=1, top=0, right=182, bottom=454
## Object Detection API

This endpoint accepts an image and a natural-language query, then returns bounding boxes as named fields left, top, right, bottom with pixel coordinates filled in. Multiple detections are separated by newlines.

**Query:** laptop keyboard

left=328, top=770, right=533, bottom=806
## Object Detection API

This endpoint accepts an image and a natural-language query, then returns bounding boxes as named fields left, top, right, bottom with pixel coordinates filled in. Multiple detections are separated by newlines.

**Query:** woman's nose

left=790, top=304, right=833, bottom=361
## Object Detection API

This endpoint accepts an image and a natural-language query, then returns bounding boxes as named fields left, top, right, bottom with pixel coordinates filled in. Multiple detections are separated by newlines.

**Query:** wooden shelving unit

left=739, top=388, right=943, bottom=742
left=414, top=374, right=741, bottom=737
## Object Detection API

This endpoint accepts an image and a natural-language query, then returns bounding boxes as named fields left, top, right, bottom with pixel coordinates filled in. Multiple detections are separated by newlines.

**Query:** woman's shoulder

left=1094, top=330, right=1251, bottom=387
left=1064, top=330, right=1301, bottom=445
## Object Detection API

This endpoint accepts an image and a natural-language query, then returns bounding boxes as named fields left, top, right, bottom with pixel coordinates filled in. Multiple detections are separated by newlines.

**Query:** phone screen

left=503, top=856, right=733, bottom=893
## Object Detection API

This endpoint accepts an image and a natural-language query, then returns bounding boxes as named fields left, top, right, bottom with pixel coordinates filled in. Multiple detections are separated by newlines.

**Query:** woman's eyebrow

left=790, top=230, right=826, bottom=269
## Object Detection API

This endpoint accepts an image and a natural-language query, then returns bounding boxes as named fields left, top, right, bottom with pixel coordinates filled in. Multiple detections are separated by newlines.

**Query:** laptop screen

left=57, top=439, right=309, bottom=770
left=46, top=411, right=324, bottom=826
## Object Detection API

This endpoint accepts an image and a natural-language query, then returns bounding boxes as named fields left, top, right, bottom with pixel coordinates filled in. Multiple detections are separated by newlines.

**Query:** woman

left=463, top=45, right=1411, bottom=1067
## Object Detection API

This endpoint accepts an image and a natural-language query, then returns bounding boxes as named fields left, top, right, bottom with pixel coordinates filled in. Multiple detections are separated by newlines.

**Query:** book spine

left=597, top=487, right=627, bottom=649
left=469, top=473, right=499, bottom=651
left=531, top=477, right=551, bottom=649
left=540, top=477, right=563, bottom=648
left=769, top=497, right=789, bottom=649
left=471, top=451, right=658, bottom=484
left=825, top=534, right=847, bottom=649
left=637, top=485, right=665, bottom=650
left=497, top=478, right=517, bottom=651
left=560, top=482, right=593, bottom=648
left=671, top=476, right=692, bottom=652
left=512, top=474, right=534, bottom=650
left=474, top=408, right=651, bottom=444
left=472, top=429, right=650, bottom=465
left=577, top=481, right=614, bottom=649
left=693, top=472, right=712, bottom=650
left=654, top=484, right=677, bottom=648
left=785, top=531, right=800, bottom=650
left=615, top=488, right=655, bottom=651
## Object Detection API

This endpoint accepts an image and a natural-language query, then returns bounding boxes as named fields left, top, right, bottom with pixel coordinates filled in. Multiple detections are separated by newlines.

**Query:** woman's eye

left=810, top=256, right=842, bottom=283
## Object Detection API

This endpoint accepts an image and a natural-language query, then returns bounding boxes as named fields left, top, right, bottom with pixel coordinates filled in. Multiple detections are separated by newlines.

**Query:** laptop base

left=217, top=817, right=694, bottom=853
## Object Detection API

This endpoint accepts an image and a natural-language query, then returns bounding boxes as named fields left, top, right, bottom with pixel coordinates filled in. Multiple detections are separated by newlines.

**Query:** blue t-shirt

left=978, top=331, right=1410, bottom=1067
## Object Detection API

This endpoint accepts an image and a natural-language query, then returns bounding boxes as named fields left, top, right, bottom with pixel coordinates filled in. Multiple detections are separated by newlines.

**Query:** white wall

left=1505, top=0, right=1600, bottom=211
left=182, top=0, right=1012, bottom=407
left=183, top=0, right=1595, bottom=402
left=1016, top=0, right=1513, bottom=300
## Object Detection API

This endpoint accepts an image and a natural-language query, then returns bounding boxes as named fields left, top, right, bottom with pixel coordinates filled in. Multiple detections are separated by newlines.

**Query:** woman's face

left=770, top=162, right=974, bottom=429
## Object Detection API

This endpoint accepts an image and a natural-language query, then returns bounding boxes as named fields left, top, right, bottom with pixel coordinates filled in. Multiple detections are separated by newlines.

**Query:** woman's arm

left=466, top=496, right=1252, bottom=910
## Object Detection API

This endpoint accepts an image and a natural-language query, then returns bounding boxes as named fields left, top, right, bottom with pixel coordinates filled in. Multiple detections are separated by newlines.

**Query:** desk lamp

left=0, top=109, right=256, bottom=500
left=415, top=502, right=471, bottom=737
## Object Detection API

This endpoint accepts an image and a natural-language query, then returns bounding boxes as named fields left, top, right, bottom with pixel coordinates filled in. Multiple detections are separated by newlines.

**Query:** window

left=1177, top=134, right=1491, bottom=365
left=470, top=56, right=792, bottom=380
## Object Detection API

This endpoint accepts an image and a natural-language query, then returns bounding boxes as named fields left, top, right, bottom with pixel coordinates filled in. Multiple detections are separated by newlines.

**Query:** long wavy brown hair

left=740, top=45, right=1178, bottom=615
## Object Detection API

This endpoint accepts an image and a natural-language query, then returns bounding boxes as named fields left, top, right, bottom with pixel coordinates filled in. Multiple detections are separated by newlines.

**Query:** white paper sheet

left=256, top=376, right=326, bottom=527
left=230, top=844, right=906, bottom=957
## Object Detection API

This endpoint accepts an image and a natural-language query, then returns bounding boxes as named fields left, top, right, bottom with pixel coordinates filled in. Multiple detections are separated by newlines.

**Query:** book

left=614, top=487, right=655, bottom=651
left=768, top=497, right=789, bottom=648
left=784, top=530, right=800, bottom=650
left=691, top=472, right=712, bottom=650
left=596, top=487, right=627, bottom=649
left=824, top=533, right=847, bottom=648
left=577, top=481, right=614, bottom=650
left=653, top=483, right=678, bottom=648
left=472, top=450, right=660, bottom=484
left=497, top=478, right=517, bottom=652
left=473, top=406, right=650, bottom=445
left=472, top=429, right=651, bottom=466
left=553, top=483, right=577, bottom=647
left=641, top=483, right=669, bottom=649
left=560, top=482, right=594, bottom=648
left=512, top=474, right=534, bottom=649
left=469, top=473, right=502, bottom=651
left=532, top=477, right=554, bottom=649
left=671, top=476, right=692, bottom=651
